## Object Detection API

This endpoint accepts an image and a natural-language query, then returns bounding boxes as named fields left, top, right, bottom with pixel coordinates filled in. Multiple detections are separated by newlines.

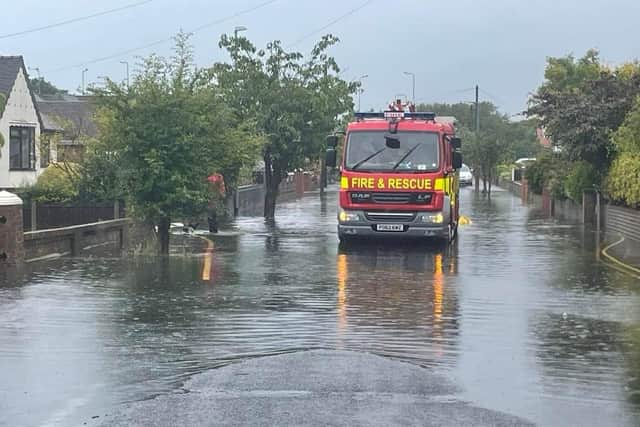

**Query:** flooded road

left=1, top=187, right=640, bottom=426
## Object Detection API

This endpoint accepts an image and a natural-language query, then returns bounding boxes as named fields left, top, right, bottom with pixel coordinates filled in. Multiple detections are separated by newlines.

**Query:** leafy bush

left=607, top=152, right=640, bottom=207
left=33, top=165, right=79, bottom=203
left=524, top=154, right=568, bottom=198
left=524, top=160, right=546, bottom=194
left=564, top=161, right=599, bottom=202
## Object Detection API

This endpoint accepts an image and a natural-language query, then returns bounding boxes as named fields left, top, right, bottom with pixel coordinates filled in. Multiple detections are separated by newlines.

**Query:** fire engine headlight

left=418, top=212, right=444, bottom=224
left=339, top=209, right=362, bottom=223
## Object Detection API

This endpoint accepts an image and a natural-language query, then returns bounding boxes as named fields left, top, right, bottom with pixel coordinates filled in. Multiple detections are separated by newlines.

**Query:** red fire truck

left=326, top=104, right=463, bottom=243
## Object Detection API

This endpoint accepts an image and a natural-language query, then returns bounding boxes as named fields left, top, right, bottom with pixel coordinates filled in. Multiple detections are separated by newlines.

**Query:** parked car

left=460, top=164, right=473, bottom=186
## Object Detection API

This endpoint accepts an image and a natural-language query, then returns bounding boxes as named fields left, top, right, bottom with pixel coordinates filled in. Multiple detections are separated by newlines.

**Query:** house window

left=9, top=126, right=36, bottom=170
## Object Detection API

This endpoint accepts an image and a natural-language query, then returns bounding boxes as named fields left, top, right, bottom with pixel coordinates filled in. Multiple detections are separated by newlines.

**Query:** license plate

left=376, top=224, right=404, bottom=232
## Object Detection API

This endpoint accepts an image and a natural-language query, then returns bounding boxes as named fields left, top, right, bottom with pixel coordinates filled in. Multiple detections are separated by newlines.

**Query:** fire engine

left=326, top=101, right=463, bottom=243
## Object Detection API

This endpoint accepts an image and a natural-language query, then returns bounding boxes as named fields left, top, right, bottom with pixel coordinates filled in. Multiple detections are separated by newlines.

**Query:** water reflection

left=333, top=242, right=459, bottom=365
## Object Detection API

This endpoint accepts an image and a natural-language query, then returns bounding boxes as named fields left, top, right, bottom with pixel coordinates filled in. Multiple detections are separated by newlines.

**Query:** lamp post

left=120, top=61, right=129, bottom=89
left=81, top=68, right=88, bottom=95
left=357, top=74, right=368, bottom=112
left=234, top=26, right=247, bottom=38
left=403, top=71, right=415, bottom=104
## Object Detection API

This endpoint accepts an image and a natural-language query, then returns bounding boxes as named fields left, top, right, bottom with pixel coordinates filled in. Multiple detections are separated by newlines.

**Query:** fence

left=499, top=177, right=640, bottom=243
left=604, top=204, right=640, bottom=242
left=22, top=200, right=124, bottom=231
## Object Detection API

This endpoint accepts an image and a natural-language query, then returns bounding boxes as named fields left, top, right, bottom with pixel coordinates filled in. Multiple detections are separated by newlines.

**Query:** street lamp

left=234, top=26, right=247, bottom=37
left=120, top=61, right=129, bottom=89
left=81, top=68, right=88, bottom=95
left=357, top=74, right=368, bottom=112
left=403, top=71, right=415, bottom=104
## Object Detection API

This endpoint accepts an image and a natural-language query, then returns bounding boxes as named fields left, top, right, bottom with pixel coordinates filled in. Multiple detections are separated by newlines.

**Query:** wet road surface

left=1, top=186, right=640, bottom=426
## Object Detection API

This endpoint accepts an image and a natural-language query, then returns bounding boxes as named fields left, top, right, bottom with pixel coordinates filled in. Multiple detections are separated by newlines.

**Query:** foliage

left=212, top=34, right=356, bottom=218
left=564, top=161, right=599, bottom=202
left=611, top=96, right=640, bottom=153
left=74, top=137, right=122, bottom=201
left=91, top=32, right=260, bottom=252
left=528, top=50, right=640, bottom=170
left=29, top=76, right=68, bottom=98
left=524, top=158, right=547, bottom=194
left=32, top=165, right=79, bottom=203
left=524, top=153, right=568, bottom=198
left=606, top=97, right=640, bottom=206
left=606, top=152, right=640, bottom=207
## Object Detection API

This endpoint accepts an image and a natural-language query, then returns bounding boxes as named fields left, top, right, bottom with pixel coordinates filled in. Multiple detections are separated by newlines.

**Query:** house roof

left=0, top=56, right=22, bottom=98
left=36, top=95, right=97, bottom=138
left=0, top=55, right=44, bottom=129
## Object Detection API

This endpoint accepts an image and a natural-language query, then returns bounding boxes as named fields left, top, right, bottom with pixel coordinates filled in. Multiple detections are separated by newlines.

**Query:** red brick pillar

left=0, top=191, right=24, bottom=266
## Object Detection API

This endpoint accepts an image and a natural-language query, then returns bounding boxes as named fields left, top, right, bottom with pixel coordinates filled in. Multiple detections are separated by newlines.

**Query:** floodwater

left=1, top=187, right=639, bottom=426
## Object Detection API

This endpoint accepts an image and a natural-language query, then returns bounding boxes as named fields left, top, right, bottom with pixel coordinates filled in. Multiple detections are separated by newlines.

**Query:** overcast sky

left=2, top=0, right=639, bottom=114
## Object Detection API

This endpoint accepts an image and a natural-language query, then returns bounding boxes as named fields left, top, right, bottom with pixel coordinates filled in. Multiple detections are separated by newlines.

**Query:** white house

left=0, top=56, right=43, bottom=189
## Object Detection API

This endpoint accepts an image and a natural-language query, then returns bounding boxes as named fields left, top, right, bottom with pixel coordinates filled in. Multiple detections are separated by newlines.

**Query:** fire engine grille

left=350, top=192, right=433, bottom=205
left=371, top=192, right=411, bottom=204
left=365, top=212, right=416, bottom=222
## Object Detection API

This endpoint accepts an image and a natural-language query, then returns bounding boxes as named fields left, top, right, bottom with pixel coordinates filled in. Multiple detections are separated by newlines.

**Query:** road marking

left=601, top=236, right=640, bottom=278
left=195, top=234, right=215, bottom=281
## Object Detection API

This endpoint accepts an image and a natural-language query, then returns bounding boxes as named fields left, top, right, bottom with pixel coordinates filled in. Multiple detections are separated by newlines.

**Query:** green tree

left=607, top=97, right=640, bottom=206
left=528, top=50, right=640, bottom=171
left=212, top=34, right=356, bottom=219
left=92, top=33, right=259, bottom=253
left=29, top=76, right=68, bottom=97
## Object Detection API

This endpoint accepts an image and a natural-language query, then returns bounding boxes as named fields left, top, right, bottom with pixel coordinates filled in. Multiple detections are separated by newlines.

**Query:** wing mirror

left=453, top=152, right=463, bottom=169
left=326, top=135, right=339, bottom=148
left=326, top=148, right=337, bottom=168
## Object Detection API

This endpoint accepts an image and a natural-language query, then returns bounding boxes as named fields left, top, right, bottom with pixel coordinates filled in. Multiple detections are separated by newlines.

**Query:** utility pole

left=357, top=74, right=368, bottom=112
left=475, top=85, right=480, bottom=132
left=120, top=61, right=129, bottom=89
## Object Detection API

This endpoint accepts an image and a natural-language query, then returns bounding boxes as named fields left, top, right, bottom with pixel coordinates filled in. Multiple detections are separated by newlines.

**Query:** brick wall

left=0, top=202, right=24, bottom=266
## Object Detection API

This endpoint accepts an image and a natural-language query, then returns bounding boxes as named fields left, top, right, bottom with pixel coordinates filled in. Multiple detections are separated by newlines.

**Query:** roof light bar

left=354, top=111, right=437, bottom=121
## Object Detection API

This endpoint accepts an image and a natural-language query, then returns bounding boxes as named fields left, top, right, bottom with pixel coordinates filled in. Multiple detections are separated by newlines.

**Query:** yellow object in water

left=459, top=215, right=472, bottom=225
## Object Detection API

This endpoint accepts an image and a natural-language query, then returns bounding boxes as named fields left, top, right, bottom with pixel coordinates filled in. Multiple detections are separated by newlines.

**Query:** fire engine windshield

left=345, top=131, right=440, bottom=172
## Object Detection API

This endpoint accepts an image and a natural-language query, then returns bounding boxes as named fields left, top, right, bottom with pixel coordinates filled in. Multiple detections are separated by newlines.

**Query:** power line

left=415, top=87, right=476, bottom=104
left=479, top=87, right=503, bottom=105
left=287, top=0, right=375, bottom=48
left=47, top=0, right=280, bottom=73
left=0, top=0, right=155, bottom=40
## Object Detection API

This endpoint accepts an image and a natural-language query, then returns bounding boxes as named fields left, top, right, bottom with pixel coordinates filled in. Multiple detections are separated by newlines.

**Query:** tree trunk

left=482, top=177, right=488, bottom=193
left=264, top=185, right=278, bottom=220
left=158, top=217, right=171, bottom=255
left=474, top=174, right=480, bottom=193
left=488, top=174, right=493, bottom=198
left=263, top=152, right=282, bottom=220
left=319, top=155, right=326, bottom=195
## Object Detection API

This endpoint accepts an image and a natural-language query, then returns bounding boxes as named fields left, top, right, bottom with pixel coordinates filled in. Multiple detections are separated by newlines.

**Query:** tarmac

left=98, top=350, right=533, bottom=427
